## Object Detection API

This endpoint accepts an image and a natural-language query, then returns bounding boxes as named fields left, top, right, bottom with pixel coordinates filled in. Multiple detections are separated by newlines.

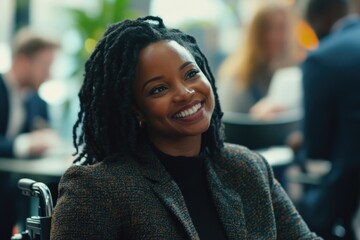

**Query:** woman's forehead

left=133, top=40, right=198, bottom=90
left=138, top=40, right=195, bottom=65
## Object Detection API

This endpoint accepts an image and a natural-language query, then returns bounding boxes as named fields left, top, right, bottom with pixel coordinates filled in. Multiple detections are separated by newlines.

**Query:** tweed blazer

left=51, top=143, right=320, bottom=239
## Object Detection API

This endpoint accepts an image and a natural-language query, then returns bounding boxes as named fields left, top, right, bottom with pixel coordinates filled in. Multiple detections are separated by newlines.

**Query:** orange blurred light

left=296, top=20, right=319, bottom=51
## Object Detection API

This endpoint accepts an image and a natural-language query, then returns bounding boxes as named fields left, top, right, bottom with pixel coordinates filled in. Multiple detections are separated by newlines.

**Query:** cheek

left=208, top=91, right=215, bottom=114
left=27, top=68, right=36, bottom=83
left=201, top=79, right=215, bottom=108
left=31, top=68, right=42, bottom=80
left=142, top=98, right=170, bottom=123
left=203, top=80, right=214, bottom=99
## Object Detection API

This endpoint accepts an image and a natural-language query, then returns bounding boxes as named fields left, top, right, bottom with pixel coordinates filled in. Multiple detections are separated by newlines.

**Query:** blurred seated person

left=0, top=28, right=59, bottom=240
left=299, top=0, right=360, bottom=238
left=0, top=28, right=59, bottom=158
left=50, top=16, right=320, bottom=239
left=218, top=3, right=303, bottom=115
left=250, top=66, right=302, bottom=120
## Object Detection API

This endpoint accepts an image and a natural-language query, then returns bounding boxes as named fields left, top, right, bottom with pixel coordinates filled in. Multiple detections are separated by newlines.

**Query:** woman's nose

left=173, top=85, right=195, bottom=102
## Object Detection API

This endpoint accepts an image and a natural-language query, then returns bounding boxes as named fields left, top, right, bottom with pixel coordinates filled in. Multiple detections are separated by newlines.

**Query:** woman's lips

left=172, top=101, right=205, bottom=122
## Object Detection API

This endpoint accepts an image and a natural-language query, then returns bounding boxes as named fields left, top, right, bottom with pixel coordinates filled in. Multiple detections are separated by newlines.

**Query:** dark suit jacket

left=0, top=74, right=49, bottom=157
left=302, top=18, right=360, bottom=170
left=51, top=143, right=320, bottom=239
left=301, top=17, right=360, bottom=237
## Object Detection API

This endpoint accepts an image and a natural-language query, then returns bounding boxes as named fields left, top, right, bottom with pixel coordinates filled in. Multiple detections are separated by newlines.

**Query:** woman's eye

left=185, top=69, right=200, bottom=80
left=149, top=85, right=168, bottom=95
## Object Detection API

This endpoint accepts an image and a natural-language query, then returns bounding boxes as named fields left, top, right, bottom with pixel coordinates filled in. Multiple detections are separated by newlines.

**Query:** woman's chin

left=175, top=122, right=210, bottom=137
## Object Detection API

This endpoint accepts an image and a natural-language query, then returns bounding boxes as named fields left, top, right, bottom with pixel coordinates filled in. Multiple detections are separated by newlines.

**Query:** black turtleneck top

left=153, top=148, right=228, bottom=240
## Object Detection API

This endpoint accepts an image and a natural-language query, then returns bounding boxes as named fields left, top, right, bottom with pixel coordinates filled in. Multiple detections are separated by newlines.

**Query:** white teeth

left=174, top=103, right=202, bottom=119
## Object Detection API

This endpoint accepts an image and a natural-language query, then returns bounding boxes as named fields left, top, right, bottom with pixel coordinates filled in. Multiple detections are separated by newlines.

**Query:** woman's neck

left=148, top=134, right=202, bottom=157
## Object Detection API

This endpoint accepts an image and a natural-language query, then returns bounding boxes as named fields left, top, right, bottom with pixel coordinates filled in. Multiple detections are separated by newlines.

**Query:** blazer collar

left=136, top=143, right=200, bottom=239
left=135, top=142, right=166, bottom=182
left=205, top=155, right=248, bottom=240
left=136, top=143, right=248, bottom=239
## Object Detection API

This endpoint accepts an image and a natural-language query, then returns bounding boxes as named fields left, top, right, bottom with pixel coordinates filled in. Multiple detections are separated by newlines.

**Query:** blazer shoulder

left=61, top=159, right=141, bottom=187
left=58, top=163, right=112, bottom=199
left=59, top=157, right=144, bottom=198
left=219, top=143, right=272, bottom=181
left=221, top=143, right=266, bottom=165
left=53, top=161, right=131, bottom=239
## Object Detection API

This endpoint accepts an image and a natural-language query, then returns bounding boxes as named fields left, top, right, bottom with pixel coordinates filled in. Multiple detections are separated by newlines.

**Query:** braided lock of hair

left=73, top=16, right=224, bottom=165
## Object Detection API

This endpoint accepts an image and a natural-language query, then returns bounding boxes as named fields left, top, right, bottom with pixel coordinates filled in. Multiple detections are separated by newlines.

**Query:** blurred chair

left=222, top=111, right=302, bottom=150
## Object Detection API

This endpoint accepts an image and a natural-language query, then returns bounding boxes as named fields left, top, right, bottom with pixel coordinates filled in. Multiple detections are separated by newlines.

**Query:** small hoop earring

left=139, top=120, right=144, bottom=128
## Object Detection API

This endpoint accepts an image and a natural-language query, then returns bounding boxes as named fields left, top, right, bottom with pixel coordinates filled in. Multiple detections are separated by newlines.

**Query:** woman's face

left=133, top=40, right=214, bottom=141
left=263, top=11, right=289, bottom=59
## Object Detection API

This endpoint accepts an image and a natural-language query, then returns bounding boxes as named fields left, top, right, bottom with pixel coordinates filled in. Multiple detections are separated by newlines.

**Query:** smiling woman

left=50, top=16, right=321, bottom=240
left=133, top=40, right=215, bottom=156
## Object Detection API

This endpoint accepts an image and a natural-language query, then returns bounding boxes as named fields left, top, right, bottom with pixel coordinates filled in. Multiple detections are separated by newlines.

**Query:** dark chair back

left=222, top=111, right=302, bottom=149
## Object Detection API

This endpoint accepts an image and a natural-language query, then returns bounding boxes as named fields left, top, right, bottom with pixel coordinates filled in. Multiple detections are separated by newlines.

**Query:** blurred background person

left=218, top=2, right=303, bottom=117
left=0, top=28, right=60, bottom=158
left=0, top=28, right=59, bottom=239
left=299, top=0, right=360, bottom=238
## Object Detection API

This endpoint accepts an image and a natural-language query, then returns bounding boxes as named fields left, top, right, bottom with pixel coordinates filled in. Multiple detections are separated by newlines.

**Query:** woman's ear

left=133, top=106, right=146, bottom=128
left=132, top=106, right=144, bottom=123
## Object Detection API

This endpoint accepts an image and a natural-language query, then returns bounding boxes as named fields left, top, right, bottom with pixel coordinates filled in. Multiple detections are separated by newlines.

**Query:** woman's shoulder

left=220, top=143, right=266, bottom=165
left=217, top=143, right=272, bottom=182
left=59, top=156, right=144, bottom=195
left=52, top=157, right=146, bottom=239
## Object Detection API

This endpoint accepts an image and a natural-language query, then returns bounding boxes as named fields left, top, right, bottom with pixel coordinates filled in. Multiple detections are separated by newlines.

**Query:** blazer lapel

left=152, top=179, right=199, bottom=240
left=136, top=144, right=199, bottom=240
left=206, top=158, right=248, bottom=240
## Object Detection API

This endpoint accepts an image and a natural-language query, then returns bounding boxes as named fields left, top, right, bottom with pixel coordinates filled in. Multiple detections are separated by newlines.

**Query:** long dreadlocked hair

left=73, top=16, right=224, bottom=165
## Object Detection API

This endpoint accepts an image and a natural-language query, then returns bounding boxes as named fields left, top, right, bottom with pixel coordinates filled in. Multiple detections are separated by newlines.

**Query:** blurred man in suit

left=0, top=29, right=59, bottom=158
left=0, top=28, right=59, bottom=239
left=301, top=0, right=360, bottom=238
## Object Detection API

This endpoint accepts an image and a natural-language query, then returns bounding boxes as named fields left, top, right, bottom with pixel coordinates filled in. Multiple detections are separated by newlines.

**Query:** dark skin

left=308, top=3, right=348, bottom=39
left=132, top=40, right=215, bottom=157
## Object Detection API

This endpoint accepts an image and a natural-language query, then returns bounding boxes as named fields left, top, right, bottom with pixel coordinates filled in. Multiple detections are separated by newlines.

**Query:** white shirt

left=267, top=66, right=303, bottom=110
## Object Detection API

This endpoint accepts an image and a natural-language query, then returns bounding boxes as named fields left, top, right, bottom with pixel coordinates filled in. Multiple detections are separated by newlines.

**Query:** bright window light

left=0, top=42, right=11, bottom=73
left=38, top=79, right=69, bottom=106
left=150, top=0, right=223, bottom=27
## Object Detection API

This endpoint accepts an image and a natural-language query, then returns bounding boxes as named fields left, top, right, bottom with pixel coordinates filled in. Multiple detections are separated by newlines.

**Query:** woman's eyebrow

left=142, top=61, right=194, bottom=90
left=179, top=61, right=193, bottom=70
left=142, top=76, right=163, bottom=91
